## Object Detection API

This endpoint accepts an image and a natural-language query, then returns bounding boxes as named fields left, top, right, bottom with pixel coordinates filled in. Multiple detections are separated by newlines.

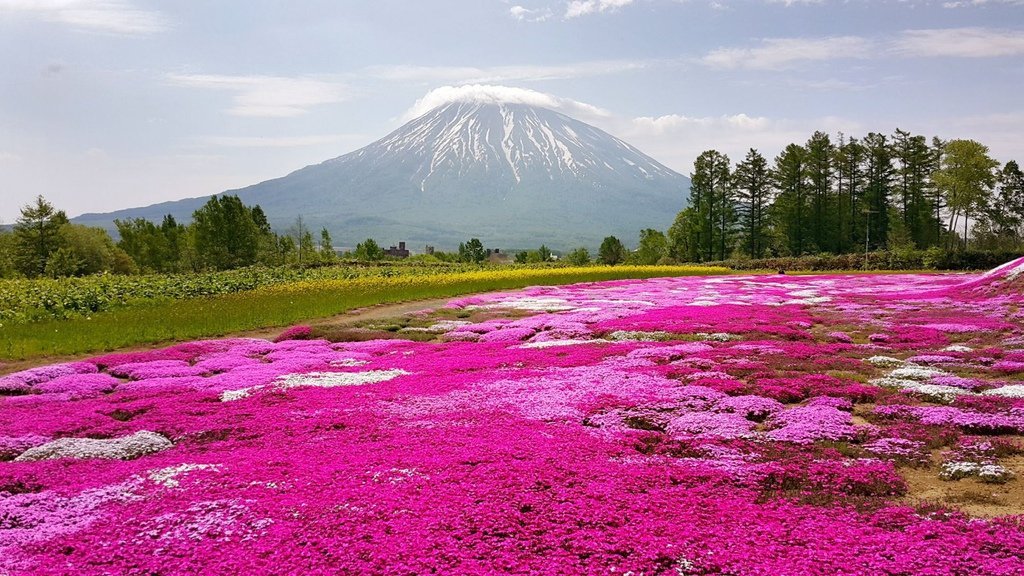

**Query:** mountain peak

left=75, top=100, right=690, bottom=248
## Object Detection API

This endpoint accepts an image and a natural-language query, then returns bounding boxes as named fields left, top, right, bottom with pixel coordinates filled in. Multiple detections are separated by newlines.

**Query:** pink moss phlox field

left=4, top=259, right=1024, bottom=574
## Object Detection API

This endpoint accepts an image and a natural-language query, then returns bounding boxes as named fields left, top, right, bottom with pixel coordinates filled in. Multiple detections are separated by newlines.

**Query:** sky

left=1, top=0, right=1023, bottom=223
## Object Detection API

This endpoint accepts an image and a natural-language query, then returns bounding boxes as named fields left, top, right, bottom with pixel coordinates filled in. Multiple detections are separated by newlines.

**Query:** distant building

left=486, top=248, right=509, bottom=264
left=424, top=245, right=435, bottom=255
left=384, top=241, right=410, bottom=259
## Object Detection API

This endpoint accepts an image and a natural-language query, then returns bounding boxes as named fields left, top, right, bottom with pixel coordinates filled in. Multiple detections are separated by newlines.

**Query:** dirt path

left=0, top=296, right=455, bottom=376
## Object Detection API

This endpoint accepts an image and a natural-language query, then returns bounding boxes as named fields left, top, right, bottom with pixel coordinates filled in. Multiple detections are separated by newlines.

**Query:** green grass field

left=0, top=265, right=727, bottom=362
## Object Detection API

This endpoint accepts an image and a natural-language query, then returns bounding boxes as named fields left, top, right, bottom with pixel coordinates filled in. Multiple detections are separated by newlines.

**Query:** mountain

left=73, top=101, right=691, bottom=249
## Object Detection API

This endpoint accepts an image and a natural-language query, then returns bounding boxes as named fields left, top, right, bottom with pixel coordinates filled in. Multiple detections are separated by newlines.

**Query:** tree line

left=665, top=130, right=1023, bottom=262
left=4, top=128, right=1020, bottom=277
left=0, top=195, right=339, bottom=278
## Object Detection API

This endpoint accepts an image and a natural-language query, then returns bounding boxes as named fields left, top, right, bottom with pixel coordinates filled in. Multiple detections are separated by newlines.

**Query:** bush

left=700, top=249, right=1024, bottom=272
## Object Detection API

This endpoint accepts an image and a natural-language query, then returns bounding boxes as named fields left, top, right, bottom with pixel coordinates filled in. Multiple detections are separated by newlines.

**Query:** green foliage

left=704, top=248, right=1024, bottom=272
left=0, top=265, right=728, bottom=360
left=458, top=238, right=486, bottom=263
left=933, top=139, right=1000, bottom=250
left=43, top=247, right=82, bottom=278
left=13, top=195, right=69, bottom=277
left=0, top=229, right=16, bottom=278
left=632, top=229, right=667, bottom=265
left=733, top=148, right=771, bottom=259
left=522, top=245, right=553, bottom=263
left=319, top=228, right=336, bottom=261
left=354, top=238, right=384, bottom=261
left=598, top=235, right=627, bottom=265
left=772, top=143, right=811, bottom=255
left=667, top=208, right=696, bottom=262
left=0, top=262, right=485, bottom=324
left=565, top=247, right=591, bottom=266
left=58, top=224, right=129, bottom=276
left=688, top=150, right=734, bottom=261
left=191, top=195, right=261, bottom=270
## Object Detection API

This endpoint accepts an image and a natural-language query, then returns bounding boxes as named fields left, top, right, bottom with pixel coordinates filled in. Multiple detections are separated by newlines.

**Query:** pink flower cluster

left=2, top=258, right=1024, bottom=574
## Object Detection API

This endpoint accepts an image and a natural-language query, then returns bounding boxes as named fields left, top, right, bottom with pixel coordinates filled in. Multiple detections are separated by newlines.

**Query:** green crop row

left=0, top=265, right=727, bottom=361
left=0, top=262, right=481, bottom=324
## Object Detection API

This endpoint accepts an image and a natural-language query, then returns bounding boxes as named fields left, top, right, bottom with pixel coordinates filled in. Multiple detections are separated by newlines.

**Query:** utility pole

left=863, top=207, right=877, bottom=270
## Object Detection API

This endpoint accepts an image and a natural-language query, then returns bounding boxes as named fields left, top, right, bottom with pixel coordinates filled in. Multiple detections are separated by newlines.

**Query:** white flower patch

left=869, top=378, right=971, bottom=403
left=979, top=464, right=1015, bottom=483
left=470, top=297, right=574, bottom=312
left=697, top=332, right=734, bottom=342
left=942, top=345, right=974, bottom=353
left=890, top=366, right=949, bottom=381
left=983, top=385, right=1024, bottom=399
left=15, top=431, right=173, bottom=461
left=329, top=358, right=370, bottom=367
left=940, top=461, right=1015, bottom=483
left=400, top=320, right=472, bottom=334
left=608, top=330, right=672, bottom=342
left=221, top=369, right=411, bottom=401
left=582, top=299, right=656, bottom=307
left=866, top=356, right=906, bottom=368
left=1007, top=261, right=1024, bottom=282
left=148, top=464, right=221, bottom=488
left=685, top=300, right=721, bottom=307
left=369, top=467, right=430, bottom=484
left=517, top=339, right=610, bottom=349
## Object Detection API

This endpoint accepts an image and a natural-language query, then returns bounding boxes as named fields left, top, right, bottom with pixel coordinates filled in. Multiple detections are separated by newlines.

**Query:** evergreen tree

left=13, top=195, right=69, bottom=277
left=863, top=133, right=894, bottom=251
left=732, top=148, right=772, bottom=258
left=891, top=129, right=935, bottom=247
left=805, top=132, right=834, bottom=252
left=835, top=136, right=866, bottom=253
left=319, top=228, right=335, bottom=261
left=772, top=144, right=810, bottom=255
left=688, top=150, right=733, bottom=261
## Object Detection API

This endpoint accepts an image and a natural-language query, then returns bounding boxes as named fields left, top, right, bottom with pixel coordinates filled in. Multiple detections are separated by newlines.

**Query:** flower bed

left=2, top=259, right=1024, bottom=574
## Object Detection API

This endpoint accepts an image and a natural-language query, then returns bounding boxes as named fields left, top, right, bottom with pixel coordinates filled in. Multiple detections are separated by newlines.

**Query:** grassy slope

left=0, top=265, right=726, bottom=361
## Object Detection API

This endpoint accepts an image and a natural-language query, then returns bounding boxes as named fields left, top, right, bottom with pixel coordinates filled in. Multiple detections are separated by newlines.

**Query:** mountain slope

left=74, top=102, right=690, bottom=249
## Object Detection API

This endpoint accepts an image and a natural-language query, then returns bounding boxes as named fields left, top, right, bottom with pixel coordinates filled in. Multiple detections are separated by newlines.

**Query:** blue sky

left=2, top=0, right=1023, bottom=222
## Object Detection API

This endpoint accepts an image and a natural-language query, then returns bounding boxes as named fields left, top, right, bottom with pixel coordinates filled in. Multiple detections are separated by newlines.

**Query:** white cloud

left=701, top=28, right=1024, bottom=71
left=366, top=60, right=650, bottom=84
left=891, top=27, right=1024, bottom=58
left=632, top=113, right=770, bottom=133
left=193, top=135, right=360, bottom=148
left=0, top=0, right=168, bottom=35
left=943, top=0, right=1024, bottom=7
left=0, top=151, right=23, bottom=163
left=166, top=74, right=348, bottom=117
left=510, top=5, right=552, bottom=21
left=701, top=36, right=873, bottom=70
left=620, top=111, right=866, bottom=173
left=565, top=0, right=634, bottom=19
left=402, top=84, right=609, bottom=121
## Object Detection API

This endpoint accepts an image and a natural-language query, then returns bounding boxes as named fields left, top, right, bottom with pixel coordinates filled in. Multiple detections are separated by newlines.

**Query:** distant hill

left=73, top=101, right=691, bottom=249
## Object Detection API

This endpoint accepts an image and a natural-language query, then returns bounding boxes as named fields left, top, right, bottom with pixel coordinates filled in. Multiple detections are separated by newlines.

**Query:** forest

left=667, top=130, right=1023, bottom=263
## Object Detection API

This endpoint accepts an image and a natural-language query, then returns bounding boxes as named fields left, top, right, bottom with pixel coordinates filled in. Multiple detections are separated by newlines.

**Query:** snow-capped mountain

left=74, top=101, right=690, bottom=249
